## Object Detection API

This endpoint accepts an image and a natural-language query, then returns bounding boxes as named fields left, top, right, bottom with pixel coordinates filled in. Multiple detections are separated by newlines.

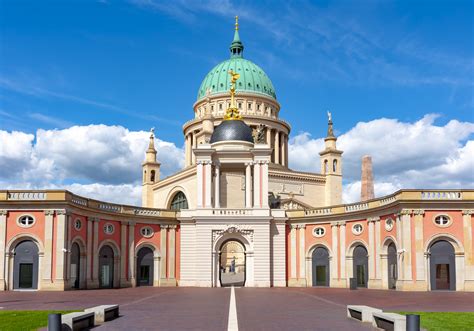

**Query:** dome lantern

left=230, top=16, right=244, bottom=58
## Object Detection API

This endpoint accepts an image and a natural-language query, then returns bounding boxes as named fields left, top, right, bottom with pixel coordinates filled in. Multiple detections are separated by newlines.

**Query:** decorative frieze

left=7, top=191, right=46, bottom=200
left=134, top=209, right=162, bottom=216
left=462, top=210, right=474, bottom=215
left=413, top=209, right=425, bottom=215
left=212, top=224, right=254, bottom=243
left=269, top=181, right=304, bottom=196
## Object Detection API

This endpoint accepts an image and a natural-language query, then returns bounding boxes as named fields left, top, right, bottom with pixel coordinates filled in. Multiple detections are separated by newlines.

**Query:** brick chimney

left=361, top=155, right=375, bottom=201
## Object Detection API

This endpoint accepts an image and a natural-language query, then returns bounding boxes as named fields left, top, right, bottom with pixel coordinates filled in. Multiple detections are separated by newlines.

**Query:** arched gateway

left=13, top=240, right=39, bottom=289
left=219, top=240, right=246, bottom=287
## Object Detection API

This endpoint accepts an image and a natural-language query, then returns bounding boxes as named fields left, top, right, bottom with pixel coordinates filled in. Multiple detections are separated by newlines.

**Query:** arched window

left=150, top=170, right=156, bottom=183
left=333, top=159, right=337, bottom=172
left=170, top=191, right=188, bottom=210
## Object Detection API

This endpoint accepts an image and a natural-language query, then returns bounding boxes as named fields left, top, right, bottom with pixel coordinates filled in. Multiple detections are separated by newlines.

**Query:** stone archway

left=212, top=225, right=254, bottom=287
left=311, top=246, right=330, bottom=286
left=219, top=239, right=246, bottom=287
left=136, top=247, right=154, bottom=286
left=353, top=245, right=369, bottom=288
left=99, top=245, right=115, bottom=289
left=13, top=240, right=39, bottom=290
left=70, top=242, right=81, bottom=289
left=429, top=240, right=456, bottom=291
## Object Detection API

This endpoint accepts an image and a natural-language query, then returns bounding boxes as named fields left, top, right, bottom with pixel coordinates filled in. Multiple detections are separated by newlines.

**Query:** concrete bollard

left=47, top=313, right=62, bottom=331
left=406, top=314, right=420, bottom=331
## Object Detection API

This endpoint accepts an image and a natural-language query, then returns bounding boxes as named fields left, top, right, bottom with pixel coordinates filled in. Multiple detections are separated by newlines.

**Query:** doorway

left=99, top=245, right=114, bottom=289
left=312, top=247, right=330, bottom=286
left=387, top=242, right=397, bottom=289
left=219, top=240, right=245, bottom=287
left=71, top=242, right=81, bottom=289
left=430, top=240, right=456, bottom=290
left=136, top=247, right=154, bottom=286
left=353, top=245, right=368, bottom=288
left=13, top=240, right=39, bottom=290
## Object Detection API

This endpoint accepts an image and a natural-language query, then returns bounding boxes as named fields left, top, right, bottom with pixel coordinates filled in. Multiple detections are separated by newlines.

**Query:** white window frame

left=385, top=218, right=394, bottom=231
left=104, top=223, right=115, bottom=235
left=433, top=214, right=452, bottom=228
left=140, top=226, right=154, bottom=238
left=74, top=218, right=82, bottom=230
left=312, top=227, right=325, bottom=238
left=17, top=214, right=36, bottom=228
left=352, top=223, right=363, bottom=235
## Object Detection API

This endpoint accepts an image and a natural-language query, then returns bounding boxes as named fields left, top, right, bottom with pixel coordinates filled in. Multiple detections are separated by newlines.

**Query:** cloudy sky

left=1, top=0, right=473, bottom=205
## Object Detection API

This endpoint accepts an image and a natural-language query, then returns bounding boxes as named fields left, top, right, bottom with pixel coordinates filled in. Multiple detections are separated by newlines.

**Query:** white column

left=401, top=210, right=412, bottom=281
left=266, top=127, right=272, bottom=146
left=274, top=131, right=280, bottom=164
left=204, top=162, right=212, bottom=208
left=92, top=218, right=99, bottom=283
left=331, top=223, right=339, bottom=282
left=197, top=162, right=203, bottom=208
left=396, top=213, right=403, bottom=282
left=120, top=222, right=127, bottom=286
left=43, top=210, right=54, bottom=283
left=86, top=217, right=93, bottom=285
left=339, top=222, right=346, bottom=281
left=153, top=255, right=161, bottom=286
left=368, top=218, right=375, bottom=280
left=253, top=162, right=261, bottom=208
left=414, top=209, right=425, bottom=281
left=128, top=221, right=136, bottom=286
left=160, top=225, right=168, bottom=280
left=245, top=162, right=252, bottom=208
left=261, top=161, right=269, bottom=208
left=185, top=134, right=191, bottom=167
left=463, top=210, right=474, bottom=282
left=298, top=225, right=306, bottom=280
left=54, top=210, right=68, bottom=286
left=281, top=134, right=287, bottom=167
left=0, top=210, right=7, bottom=290
left=191, top=133, right=197, bottom=165
left=290, top=225, right=297, bottom=279
left=214, top=164, right=220, bottom=208
left=168, top=225, right=176, bottom=280
left=375, top=218, right=381, bottom=280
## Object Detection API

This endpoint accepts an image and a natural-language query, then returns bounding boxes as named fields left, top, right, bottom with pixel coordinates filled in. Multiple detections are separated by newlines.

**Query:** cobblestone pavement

left=1, top=287, right=473, bottom=330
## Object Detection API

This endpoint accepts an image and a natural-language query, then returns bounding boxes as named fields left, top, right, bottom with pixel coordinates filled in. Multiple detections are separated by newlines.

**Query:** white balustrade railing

left=345, top=203, right=369, bottom=212
left=421, top=191, right=462, bottom=200
left=7, top=191, right=46, bottom=200
left=212, top=209, right=253, bottom=216
left=71, top=196, right=88, bottom=206
left=380, top=195, right=397, bottom=205
left=134, top=209, right=162, bottom=216
left=98, top=203, right=121, bottom=212
left=304, top=208, right=332, bottom=216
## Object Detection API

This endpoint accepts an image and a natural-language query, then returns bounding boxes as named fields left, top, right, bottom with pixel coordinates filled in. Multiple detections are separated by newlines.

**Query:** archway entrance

left=99, top=245, right=114, bottom=289
left=136, top=247, right=154, bottom=286
left=430, top=240, right=456, bottom=291
left=312, top=247, right=330, bottom=286
left=353, top=245, right=368, bottom=288
left=387, top=242, right=397, bottom=289
left=219, top=240, right=245, bottom=287
left=70, top=242, right=81, bottom=289
left=13, top=240, right=39, bottom=289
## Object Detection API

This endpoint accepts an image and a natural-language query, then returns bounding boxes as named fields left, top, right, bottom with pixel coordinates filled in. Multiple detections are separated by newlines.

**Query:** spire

left=326, top=111, right=335, bottom=138
left=223, top=70, right=242, bottom=120
left=146, top=128, right=157, bottom=157
left=230, top=16, right=244, bottom=58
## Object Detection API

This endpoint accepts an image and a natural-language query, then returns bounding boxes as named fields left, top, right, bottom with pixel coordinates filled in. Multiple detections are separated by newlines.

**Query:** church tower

left=319, top=112, right=343, bottom=206
left=142, top=128, right=160, bottom=207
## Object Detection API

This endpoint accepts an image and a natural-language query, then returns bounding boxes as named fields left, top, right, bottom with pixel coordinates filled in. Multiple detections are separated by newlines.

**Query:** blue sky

left=0, top=0, right=473, bottom=204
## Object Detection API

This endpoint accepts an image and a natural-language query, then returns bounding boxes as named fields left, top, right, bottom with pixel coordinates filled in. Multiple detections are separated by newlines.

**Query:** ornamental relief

left=269, top=181, right=304, bottom=196
left=212, top=224, right=254, bottom=243
left=281, top=200, right=305, bottom=210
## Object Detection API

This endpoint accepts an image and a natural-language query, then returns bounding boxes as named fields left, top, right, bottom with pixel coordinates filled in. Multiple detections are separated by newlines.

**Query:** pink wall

left=6, top=211, right=45, bottom=249
left=423, top=210, right=464, bottom=248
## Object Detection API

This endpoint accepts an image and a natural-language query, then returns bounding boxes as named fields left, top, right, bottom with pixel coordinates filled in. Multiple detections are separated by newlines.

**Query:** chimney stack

left=361, top=155, right=375, bottom=202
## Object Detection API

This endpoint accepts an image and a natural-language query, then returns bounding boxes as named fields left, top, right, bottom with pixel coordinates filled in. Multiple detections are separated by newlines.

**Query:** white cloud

left=0, top=125, right=184, bottom=205
left=289, top=114, right=474, bottom=203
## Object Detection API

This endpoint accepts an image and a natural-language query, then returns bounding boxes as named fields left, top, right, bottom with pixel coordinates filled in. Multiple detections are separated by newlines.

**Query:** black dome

left=210, top=120, right=254, bottom=144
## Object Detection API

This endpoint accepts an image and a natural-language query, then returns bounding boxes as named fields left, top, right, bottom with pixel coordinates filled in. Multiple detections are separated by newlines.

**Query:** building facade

left=1, top=19, right=473, bottom=292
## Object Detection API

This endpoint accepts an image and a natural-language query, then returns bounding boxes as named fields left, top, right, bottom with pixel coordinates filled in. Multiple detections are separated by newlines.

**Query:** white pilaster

left=54, top=210, right=68, bottom=286
left=197, top=162, right=203, bottom=208
left=214, top=164, right=220, bottom=208
left=274, top=131, right=280, bottom=164
left=253, top=162, right=261, bottom=208
left=86, top=217, right=93, bottom=285
left=339, top=222, right=346, bottom=281
left=128, top=221, right=136, bottom=286
left=298, top=225, right=305, bottom=279
left=368, top=218, right=375, bottom=280
left=261, top=161, right=269, bottom=208
left=92, top=218, right=99, bottom=283
left=160, top=225, right=168, bottom=280
left=120, top=222, right=127, bottom=285
left=168, top=225, right=176, bottom=280
left=204, top=161, right=212, bottom=208
left=414, top=209, right=425, bottom=281
left=43, top=210, right=54, bottom=283
left=0, top=210, right=7, bottom=290
left=290, top=225, right=297, bottom=279
left=331, top=223, right=339, bottom=281
left=375, top=218, right=381, bottom=280
left=245, top=162, right=252, bottom=208
left=462, top=210, right=474, bottom=282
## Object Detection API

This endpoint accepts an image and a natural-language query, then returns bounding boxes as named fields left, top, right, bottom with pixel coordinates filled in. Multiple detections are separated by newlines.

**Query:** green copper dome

left=197, top=20, right=276, bottom=101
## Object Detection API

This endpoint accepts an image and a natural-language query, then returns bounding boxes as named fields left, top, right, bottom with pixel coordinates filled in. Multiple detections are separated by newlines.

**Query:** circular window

left=385, top=218, right=394, bottom=231
left=434, top=215, right=451, bottom=227
left=313, top=227, right=325, bottom=238
left=74, top=219, right=82, bottom=230
left=104, top=223, right=115, bottom=235
left=17, top=215, right=35, bottom=228
left=352, top=223, right=363, bottom=235
left=140, top=226, right=154, bottom=238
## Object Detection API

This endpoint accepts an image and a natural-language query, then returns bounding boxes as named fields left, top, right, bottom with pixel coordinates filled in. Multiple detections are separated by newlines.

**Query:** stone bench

left=84, top=304, right=120, bottom=324
left=347, top=305, right=382, bottom=322
left=372, top=311, right=406, bottom=331
left=61, top=311, right=95, bottom=331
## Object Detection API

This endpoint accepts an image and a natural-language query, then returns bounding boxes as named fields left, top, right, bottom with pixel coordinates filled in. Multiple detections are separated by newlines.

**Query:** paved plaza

left=0, top=287, right=473, bottom=330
